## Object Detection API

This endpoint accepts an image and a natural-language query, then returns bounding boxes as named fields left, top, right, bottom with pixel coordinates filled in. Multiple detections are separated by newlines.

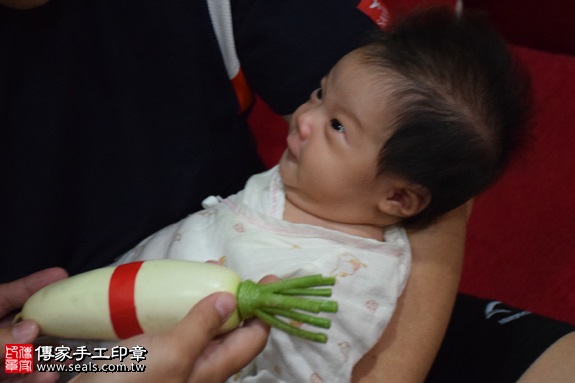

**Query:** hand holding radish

left=69, top=289, right=271, bottom=383
left=0, top=267, right=67, bottom=383
left=17, top=260, right=338, bottom=343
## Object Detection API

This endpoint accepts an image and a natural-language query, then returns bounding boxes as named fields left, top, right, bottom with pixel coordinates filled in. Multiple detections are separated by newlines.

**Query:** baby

left=116, top=7, right=530, bottom=383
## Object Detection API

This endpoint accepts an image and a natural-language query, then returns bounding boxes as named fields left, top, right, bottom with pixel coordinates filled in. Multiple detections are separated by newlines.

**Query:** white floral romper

left=116, top=166, right=411, bottom=383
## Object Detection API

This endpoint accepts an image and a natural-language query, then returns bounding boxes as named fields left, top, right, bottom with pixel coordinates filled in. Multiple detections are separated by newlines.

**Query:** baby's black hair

left=361, top=6, right=532, bottom=228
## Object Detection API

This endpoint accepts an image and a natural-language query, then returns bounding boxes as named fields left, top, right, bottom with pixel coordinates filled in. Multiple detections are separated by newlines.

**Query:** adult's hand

left=71, top=278, right=274, bottom=383
left=0, top=267, right=68, bottom=383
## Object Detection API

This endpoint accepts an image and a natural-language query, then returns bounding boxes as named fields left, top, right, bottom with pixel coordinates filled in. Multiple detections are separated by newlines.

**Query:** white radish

left=16, top=260, right=337, bottom=343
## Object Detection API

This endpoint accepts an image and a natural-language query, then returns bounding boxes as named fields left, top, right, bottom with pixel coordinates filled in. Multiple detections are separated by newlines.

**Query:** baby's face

left=279, top=50, right=397, bottom=225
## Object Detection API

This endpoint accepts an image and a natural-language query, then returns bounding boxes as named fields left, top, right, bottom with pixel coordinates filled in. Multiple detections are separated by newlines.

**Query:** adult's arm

left=352, top=202, right=472, bottom=382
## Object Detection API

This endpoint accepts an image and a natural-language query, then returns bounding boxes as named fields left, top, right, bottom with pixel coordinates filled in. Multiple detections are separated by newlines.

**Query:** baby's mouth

left=286, top=147, right=297, bottom=162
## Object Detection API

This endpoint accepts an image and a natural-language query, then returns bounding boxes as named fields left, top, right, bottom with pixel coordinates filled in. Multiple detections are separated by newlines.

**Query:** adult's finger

left=169, top=292, right=237, bottom=366
left=258, top=274, right=279, bottom=284
left=215, top=318, right=269, bottom=375
left=189, top=317, right=270, bottom=383
left=0, top=320, right=40, bottom=358
left=0, top=268, right=67, bottom=317
left=189, top=275, right=277, bottom=382
left=0, top=322, right=58, bottom=383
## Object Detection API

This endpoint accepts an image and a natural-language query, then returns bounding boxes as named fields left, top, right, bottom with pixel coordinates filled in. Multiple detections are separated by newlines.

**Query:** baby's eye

left=330, top=119, right=345, bottom=133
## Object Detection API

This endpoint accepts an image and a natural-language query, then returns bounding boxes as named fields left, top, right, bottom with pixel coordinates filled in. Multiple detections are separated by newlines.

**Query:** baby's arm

left=352, top=202, right=471, bottom=382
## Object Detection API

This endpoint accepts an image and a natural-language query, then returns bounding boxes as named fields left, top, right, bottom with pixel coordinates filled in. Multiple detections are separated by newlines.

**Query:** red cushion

left=464, top=0, right=575, bottom=56
left=461, top=46, right=575, bottom=325
left=247, top=97, right=288, bottom=169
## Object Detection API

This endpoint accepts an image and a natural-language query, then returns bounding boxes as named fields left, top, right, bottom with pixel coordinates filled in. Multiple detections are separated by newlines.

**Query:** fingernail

left=214, top=293, right=237, bottom=320
left=12, top=320, right=37, bottom=343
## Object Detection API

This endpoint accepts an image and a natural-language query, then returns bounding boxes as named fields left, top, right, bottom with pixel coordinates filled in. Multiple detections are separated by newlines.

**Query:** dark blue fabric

left=0, top=0, right=374, bottom=281
left=427, top=294, right=574, bottom=382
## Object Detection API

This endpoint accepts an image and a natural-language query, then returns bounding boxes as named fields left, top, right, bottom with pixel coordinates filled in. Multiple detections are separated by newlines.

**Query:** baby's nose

left=295, top=111, right=314, bottom=140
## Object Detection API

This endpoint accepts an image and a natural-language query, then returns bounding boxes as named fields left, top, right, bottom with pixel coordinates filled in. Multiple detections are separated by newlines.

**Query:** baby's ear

left=378, top=182, right=430, bottom=219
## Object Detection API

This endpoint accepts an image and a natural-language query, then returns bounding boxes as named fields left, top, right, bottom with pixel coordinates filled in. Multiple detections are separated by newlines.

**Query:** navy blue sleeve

left=232, top=0, right=377, bottom=115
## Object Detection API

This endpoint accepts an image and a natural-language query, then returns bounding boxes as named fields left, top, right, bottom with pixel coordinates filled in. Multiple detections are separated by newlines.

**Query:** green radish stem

left=280, top=288, right=333, bottom=296
left=236, top=275, right=337, bottom=343
left=254, top=309, right=328, bottom=343
left=263, top=307, right=331, bottom=329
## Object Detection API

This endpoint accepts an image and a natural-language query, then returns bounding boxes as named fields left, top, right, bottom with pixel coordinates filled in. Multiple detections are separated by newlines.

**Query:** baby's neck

left=283, top=199, right=386, bottom=241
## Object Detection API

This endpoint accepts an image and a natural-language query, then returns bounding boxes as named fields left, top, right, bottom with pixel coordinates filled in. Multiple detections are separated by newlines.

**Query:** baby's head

left=280, top=7, right=531, bottom=229
left=361, top=6, right=531, bottom=228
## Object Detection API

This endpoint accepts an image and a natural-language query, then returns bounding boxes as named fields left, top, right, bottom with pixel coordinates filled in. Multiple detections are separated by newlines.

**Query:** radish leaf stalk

left=236, top=275, right=337, bottom=343
left=263, top=307, right=331, bottom=329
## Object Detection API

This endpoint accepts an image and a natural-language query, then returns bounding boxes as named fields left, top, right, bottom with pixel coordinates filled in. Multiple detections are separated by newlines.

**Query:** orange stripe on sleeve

left=231, top=67, right=253, bottom=113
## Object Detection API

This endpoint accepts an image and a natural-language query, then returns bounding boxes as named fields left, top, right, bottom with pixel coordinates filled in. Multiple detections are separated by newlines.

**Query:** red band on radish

left=109, top=261, right=145, bottom=338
